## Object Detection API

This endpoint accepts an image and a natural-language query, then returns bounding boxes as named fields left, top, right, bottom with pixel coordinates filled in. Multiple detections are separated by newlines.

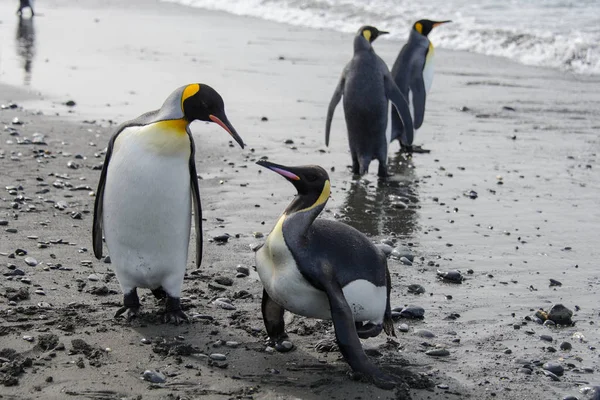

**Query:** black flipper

left=261, top=289, right=292, bottom=352
left=325, top=69, right=346, bottom=147
left=385, top=74, right=415, bottom=147
left=323, top=279, right=396, bottom=389
left=187, top=128, right=203, bottom=268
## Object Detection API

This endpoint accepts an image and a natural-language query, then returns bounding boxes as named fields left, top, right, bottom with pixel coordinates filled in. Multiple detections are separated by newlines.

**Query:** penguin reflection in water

left=390, top=19, right=451, bottom=153
left=93, top=84, right=244, bottom=323
left=326, top=26, right=414, bottom=177
left=255, top=160, right=397, bottom=389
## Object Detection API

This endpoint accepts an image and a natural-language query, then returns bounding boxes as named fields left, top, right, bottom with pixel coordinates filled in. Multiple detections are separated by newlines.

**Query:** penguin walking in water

left=390, top=20, right=451, bottom=153
left=17, top=0, right=35, bottom=17
left=326, top=26, right=414, bottom=177
left=93, top=84, right=244, bottom=323
left=255, top=160, right=397, bottom=389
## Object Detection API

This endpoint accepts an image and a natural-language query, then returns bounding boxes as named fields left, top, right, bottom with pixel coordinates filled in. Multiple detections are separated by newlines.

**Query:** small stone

left=414, top=329, right=436, bottom=338
left=212, top=299, right=236, bottom=310
left=142, top=370, right=166, bottom=383
left=141, top=338, right=152, bottom=345
left=437, top=270, right=464, bottom=283
left=399, top=256, right=413, bottom=266
left=426, top=348, right=449, bottom=357
left=236, top=265, right=249, bottom=276
left=540, top=335, right=553, bottom=342
left=543, top=362, right=564, bottom=376
left=407, top=284, right=426, bottom=294
left=24, top=257, right=38, bottom=266
left=103, top=256, right=111, bottom=264
left=398, top=324, right=409, bottom=333
left=252, top=232, right=264, bottom=238
left=65, top=100, right=76, bottom=107
left=518, top=367, right=532, bottom=375
left=279, top=341, right=293, bottom=351
left=542, top=370, right=560, bottom=381
left=398, top=305, right=425, bottom=319
left=37, top=302, right=52, bottom=309
left=390, top=246, right=414, bottom=262
left=225, top=341, right=239, bottom=348
left=548, top=304, right=573, bottom=325
left=35, top=289, right=46, bottom=295
left=0, top=220, right=8, bottom=226
left=210, top=353, right=226, bottom=361
left=214, top=276, right=233, bottom=286
left=437, top=384, right=449, bottom=390
left=549, top=279, right=562, bottom=287
left=23, top=335, right=35, bottom=342
left=88, top=274, right=100, bottom=282
left=562, top=396, right=579, bottom=400
left=560, top=342, right=572, bottom=351
left=376, top=243, right=393, bottom=256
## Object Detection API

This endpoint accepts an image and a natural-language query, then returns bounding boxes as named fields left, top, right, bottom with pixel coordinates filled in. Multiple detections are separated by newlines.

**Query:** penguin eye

left=306, top=174, right=318, bottom=182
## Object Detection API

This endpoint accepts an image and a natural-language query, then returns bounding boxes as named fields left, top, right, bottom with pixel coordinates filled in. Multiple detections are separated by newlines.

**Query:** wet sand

left=1, top=0, right=600, bottom=399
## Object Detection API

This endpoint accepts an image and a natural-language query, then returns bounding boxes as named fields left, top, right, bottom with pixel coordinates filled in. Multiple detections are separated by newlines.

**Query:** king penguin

left=326, top=26, right=414, bottom=177
left=255, top=160, right=397, bottom=389
left=390, top=19, right=451, bottom=153
left=92, top=84, right=245, bottom=323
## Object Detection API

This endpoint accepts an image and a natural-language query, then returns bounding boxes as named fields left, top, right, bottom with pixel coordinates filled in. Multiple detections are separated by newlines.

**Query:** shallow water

left=163, top=0, right=600, bottom=74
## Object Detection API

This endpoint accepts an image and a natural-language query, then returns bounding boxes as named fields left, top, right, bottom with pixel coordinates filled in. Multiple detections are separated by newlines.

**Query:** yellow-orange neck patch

left=181, top=84, right=200, bottom=112
left=362, top=30, right=372, bottom=42
left=154, top=118, right=189, bottom=135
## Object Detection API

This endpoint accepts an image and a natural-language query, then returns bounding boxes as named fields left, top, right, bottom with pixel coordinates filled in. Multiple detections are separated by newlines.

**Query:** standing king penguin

left=326, top=26, right=414, bottom=177
left=255, top=160, right=397, bottom=389
left=390, top=19, right=451, bottom=153
left=93, top=84, right=245, bottom=323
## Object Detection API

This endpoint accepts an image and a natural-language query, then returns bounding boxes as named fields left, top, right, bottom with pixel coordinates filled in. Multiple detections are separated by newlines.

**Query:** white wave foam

left=162, top=0, right=600, bottom=75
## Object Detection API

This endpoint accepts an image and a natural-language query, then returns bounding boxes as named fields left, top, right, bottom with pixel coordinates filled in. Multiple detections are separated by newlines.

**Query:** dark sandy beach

left=1, top=0, right=600, bottom=399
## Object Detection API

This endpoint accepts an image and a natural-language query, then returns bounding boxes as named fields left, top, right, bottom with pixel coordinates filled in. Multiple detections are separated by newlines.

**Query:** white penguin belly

left=102, top=125, right=192, bottom=296
left=256, top=217, right=387, bottom=324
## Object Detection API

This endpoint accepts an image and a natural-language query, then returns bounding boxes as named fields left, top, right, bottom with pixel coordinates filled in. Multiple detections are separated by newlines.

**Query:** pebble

left=399, top=256, right=413, bottom=266
left=6, top=228, right=18, bottom=233
left=142, top=370, right=166, bottom=383
left=572, top=332, right=587, bottom=342
left=399, top=323, right=409, bottom=333
left=236, top=265, right=249, bottom=276
left=414, top=329, right=436, bottom=338
left=543, top=362, right=564, bottom=376
left=548, top=304, right=573, bottom=325
left=210, top=353, right=227, bottom=361
left=37, top=302, right=52, bottom=309
left=375, top=243, right=393, bottom=256
left=437, top=384, right=449, bottom=390
left=518, top=367, right=532, bottom=375
left=437, top=270, right=464, bottom=283
left=278, top=341, right=293, bottom=351
left=23, top=335, right=35, bottom=342
left=407, top=284, right=426, bottom=294
left=20, top=277, right=31, bottom=284
left=426, top=348, right=449, bottom=357
left=35, top=289, right=46, bottom=295
left=212, top=299, right=236, bottom=310
left=214, top=276, right=233, bottom=286
left=560, top=341, right=572, bottom=351
left=0, top=220, right=8, bottom=226
left=24, top=257, right=38, bottom=266
left=390, top=246, right=414, bottom=262
left=252, top=232, right=264, bottom=238
left=542, top=370, right=560, bottom=381
left=225, top=341, right=239, bottom=348
left=213, top=234, right=230, bottom=243
left=540, top=334, right=553, bottom=342
left=398, top=305, right=425, bottom=319
left=141, top=338, right=152, bottom=345
left=562, top=396, right=578, bottom=400
left=549, top=278, right=562, bottom=286
left=88, top=274, right=100, bottom=282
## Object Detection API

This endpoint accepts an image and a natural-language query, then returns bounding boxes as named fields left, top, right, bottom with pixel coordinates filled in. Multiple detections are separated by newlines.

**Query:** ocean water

left=162, top=0, right=600, bottom=75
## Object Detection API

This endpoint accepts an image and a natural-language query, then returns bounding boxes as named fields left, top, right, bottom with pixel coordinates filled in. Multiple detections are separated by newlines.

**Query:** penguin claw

left=314, top=338, right=339, bottom=353
left=163, top=309, right=189, bottom=325
left=348, top=369, right=397, bottom=390
left=114, top=306, right=140, bottom=321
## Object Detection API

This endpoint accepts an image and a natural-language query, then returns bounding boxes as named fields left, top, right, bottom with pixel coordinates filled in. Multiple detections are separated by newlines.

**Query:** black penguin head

left=180, top=83, right=245, bottom=148
left=357, top=25, right=389, bottom=43
left=257, top=160, right=331, bottom=213
left=413, top=20, right=451, bottom=37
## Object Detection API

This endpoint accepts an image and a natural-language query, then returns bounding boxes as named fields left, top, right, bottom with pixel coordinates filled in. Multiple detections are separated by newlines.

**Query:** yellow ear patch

left=415, top=22, right=423, bottom=34
left=181, top=84, right=200, bottom=112
left=362, top=29, right=372, bottom=42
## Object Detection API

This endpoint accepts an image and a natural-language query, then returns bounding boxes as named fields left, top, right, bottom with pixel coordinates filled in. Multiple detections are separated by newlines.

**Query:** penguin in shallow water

left=390, top=19, right=451, bottom=153
left=17, top=0, right=34, bottom=16
left=255, top=160, right=397, bottom=389
left=93, top=84, right=244, bottom=323
left=326, top=26, right=414, bottom=177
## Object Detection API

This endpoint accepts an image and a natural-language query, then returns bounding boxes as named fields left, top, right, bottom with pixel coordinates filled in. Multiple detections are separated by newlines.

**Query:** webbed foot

left=314, top=337, right=338, bottom=353
left=349, top=368, right=397, bottom=390
left=114, top=289, right=140, bottom=320
left=163, top=295, right=189, bottom=324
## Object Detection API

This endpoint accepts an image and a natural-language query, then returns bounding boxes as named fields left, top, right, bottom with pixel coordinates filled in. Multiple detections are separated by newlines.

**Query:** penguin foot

left=151, top=287, right=167, bottom=300
left=115, top=289, right=140, bottom=320
left=349, top=368, right=397, bottom=390
left=114, top=305, right=140, bottom=321
left=266, top=334, right=294, bottom=353
left=315, top=338, right=338, bottom=353
left=163, top=296, right=189, bottom=325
